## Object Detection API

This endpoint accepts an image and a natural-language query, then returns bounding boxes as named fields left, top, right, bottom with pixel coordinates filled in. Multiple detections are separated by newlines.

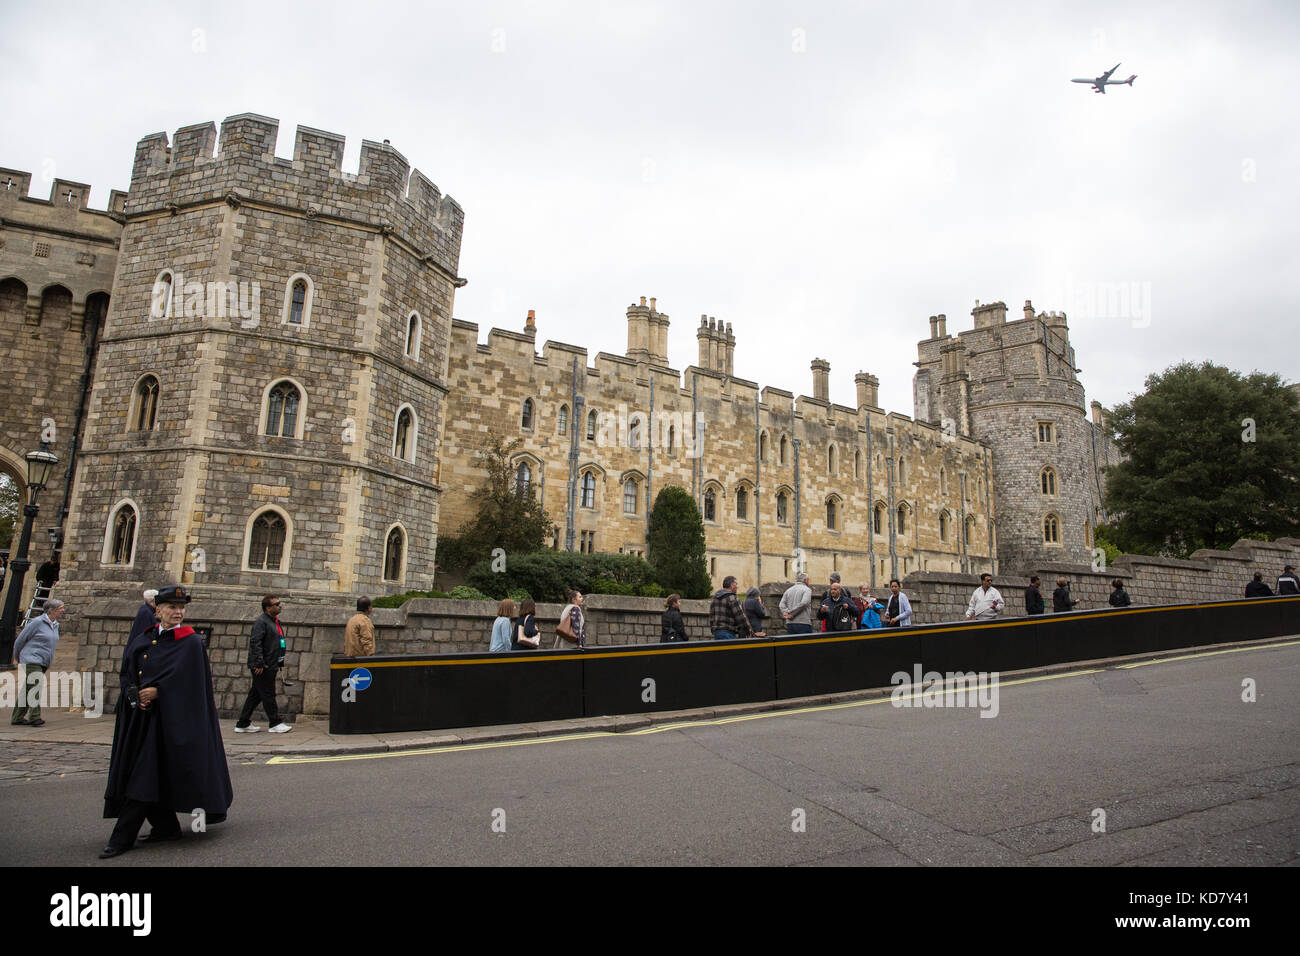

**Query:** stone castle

left=0, top=113, right=1117, bottom=619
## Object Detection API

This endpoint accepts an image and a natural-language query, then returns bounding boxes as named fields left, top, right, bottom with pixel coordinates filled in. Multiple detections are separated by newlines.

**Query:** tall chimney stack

left=811, top=358, right=830, bottom=403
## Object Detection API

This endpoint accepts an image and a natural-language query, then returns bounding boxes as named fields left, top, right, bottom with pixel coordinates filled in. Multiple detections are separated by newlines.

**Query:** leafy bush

left=447, top=585, right=491, bottom=601
left=466, top=551, right=658, bottom=602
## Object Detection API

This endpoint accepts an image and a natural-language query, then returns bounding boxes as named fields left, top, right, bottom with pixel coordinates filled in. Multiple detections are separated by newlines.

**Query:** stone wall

left=71, top=536, right=1298, bottom=718
left=0, top=167, right=123, bottom=620
left=77, top=593, right=713, bottom=718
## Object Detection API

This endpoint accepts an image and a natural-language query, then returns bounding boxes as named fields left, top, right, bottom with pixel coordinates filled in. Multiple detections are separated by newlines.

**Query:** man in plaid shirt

left=709, top=576, right=753, bottom=640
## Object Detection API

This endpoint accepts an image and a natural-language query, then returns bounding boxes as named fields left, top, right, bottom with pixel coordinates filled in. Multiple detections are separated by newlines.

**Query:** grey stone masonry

left=58, top=114, right=466, bottom=616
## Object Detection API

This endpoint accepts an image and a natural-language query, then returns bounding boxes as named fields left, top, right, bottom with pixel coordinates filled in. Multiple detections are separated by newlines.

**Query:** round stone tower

left=915, top=299, right=1103, bottom=571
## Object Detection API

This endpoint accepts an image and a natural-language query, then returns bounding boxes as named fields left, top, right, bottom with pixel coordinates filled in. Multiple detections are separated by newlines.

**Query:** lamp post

left=0, top=443, right=59, bottom=665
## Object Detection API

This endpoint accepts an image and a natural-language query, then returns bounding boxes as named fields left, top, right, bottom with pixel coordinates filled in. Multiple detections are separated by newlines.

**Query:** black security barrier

left=580, top=638, right=777, bottom=715
left=329, top=596, right=1299, bottom=734
left=773, top=629, right=924, bottom=699
left=328, top=649, right=585, bottom=734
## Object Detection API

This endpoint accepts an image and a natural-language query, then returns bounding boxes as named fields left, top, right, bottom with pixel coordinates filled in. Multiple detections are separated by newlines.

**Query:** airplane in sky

left=1072, top=63, right=1137, bottom=93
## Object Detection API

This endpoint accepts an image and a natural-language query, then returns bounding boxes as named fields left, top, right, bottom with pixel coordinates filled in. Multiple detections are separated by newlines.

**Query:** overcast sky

left=2, top=0, right=1296, bottom=415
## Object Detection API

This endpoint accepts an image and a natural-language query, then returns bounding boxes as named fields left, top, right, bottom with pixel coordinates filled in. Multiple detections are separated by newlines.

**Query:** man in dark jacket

left=709, top=577, right=753, bottom=640
left=1277, top=566, right=1300, bottom=595
left=1245, top=572, right=1274, bottom=598
left=101, top=585, right=232, bottom=858
left=1024, top=576, right=1045, bottom=615
left=234, top=595, right=292, bottom=734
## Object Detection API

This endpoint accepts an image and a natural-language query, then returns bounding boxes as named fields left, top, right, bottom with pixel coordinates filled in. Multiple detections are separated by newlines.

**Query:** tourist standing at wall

left=1277, top=565, right=1300, bottom=595
left=1109, top=579, right=1133, bottom=606
left=513, top=599, right=540, bottom=650
left=345, top=597, right=375, bottom=656
left=1024, top=576, right=1045, bottom=616
left=882, top=579, right=912, bottom=627
left=234, top=595, right=292, bottom=734
left=661, top=594, right=688, bottom=642
left=709, top=576, right=752, bottom=640
left=1245, top=572, right=1273, bottom=598
left=779, top=573, right=813, bottom=634
left=743, top=586, right=768, bottom=638
left=965, top=574, right=1004, bottom=621
left=10, top=598, right=64, bottom=727
left=859, top=593, right=886, bottom=629
left=129, top=589, right=159, bottom=642
left=555, top=591, right=586, bottom=648
left=817, top=580, right=857, bottom=632
left=490, top=598, right=516, bottom=652
left=1053, top=577, right=1079, bottom=612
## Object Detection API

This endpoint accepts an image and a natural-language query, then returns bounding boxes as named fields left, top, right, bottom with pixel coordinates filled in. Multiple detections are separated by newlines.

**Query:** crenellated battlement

left=0, top=167, right=127, bottom=222
left=127, top=114, right=464, bottom=275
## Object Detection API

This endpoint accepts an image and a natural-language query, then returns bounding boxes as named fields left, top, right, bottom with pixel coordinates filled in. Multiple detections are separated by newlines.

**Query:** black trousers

left=236, top=667, right=282, bottom=726
left=108, top=799, right=180, bottom=849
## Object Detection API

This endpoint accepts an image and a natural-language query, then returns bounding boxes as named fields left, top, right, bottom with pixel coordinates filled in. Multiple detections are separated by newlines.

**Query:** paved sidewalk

left=3, top=634, right=1295, bottom=759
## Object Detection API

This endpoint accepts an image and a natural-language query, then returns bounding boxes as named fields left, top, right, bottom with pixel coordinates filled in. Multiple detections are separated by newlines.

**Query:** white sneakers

left=234, top=725, right=261, bottom=733
left=268, top=723, right=293, bottom=734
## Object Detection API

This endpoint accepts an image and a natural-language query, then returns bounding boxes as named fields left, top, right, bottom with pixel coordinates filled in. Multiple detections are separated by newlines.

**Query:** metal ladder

left=19, top=584, right=52, bottom=629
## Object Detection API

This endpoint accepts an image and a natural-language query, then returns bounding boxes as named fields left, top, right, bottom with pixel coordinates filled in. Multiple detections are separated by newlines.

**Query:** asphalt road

left=4, top=640, right=1298, bottom=866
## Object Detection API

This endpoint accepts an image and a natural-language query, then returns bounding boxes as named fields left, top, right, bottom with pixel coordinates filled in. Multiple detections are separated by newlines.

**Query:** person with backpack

left=1108, top=578, right=1132, bottom=607
left=817, top=580, right=858, bottom=632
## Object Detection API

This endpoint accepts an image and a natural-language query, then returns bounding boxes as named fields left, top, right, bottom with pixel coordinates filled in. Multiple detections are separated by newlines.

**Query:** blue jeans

left=785, top=623, right=812, bottom=634
left=712, top=630, right=735, bottom=641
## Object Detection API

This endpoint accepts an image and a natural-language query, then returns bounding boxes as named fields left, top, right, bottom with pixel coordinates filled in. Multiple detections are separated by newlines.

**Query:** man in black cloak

left=101, top=585, right=233, bottom=858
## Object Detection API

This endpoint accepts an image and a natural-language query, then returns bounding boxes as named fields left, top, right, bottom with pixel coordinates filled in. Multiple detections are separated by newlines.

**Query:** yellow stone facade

left=439, top=298, right=996, bottom=591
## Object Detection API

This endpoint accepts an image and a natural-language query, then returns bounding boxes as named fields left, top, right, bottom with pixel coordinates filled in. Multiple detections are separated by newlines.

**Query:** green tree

left=0, top=472, right=18, bottom=551
left=436, top=434, right=555, bottom=572
left=1102, top=362, right=1300, bottom=556
left=647, top=485, right=712, bottom=599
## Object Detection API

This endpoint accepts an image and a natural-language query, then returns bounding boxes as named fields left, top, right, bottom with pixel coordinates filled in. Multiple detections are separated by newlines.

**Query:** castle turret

left=63, top=114, right=465, bottom=600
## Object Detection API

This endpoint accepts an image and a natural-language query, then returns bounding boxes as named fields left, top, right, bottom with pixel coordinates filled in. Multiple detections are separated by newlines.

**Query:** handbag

left=555, top=608, right=578, bottom=643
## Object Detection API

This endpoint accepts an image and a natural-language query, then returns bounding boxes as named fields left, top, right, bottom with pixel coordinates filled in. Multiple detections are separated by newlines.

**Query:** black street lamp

left=0, top=443, right=59, bottom=665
